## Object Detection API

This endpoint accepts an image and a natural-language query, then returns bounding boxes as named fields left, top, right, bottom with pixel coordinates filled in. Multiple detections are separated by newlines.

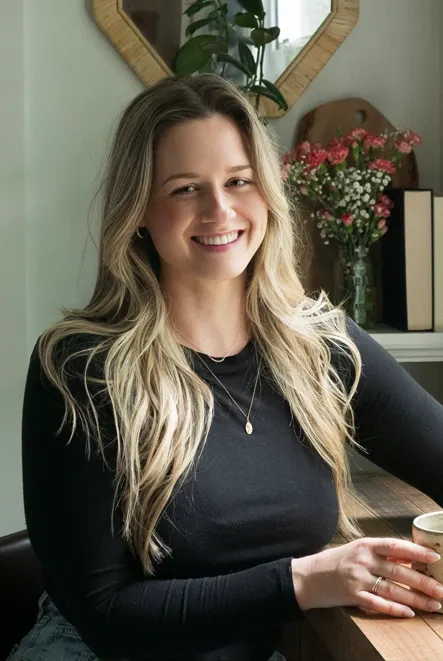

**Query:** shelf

left=369, top=325, right=443, bottom=362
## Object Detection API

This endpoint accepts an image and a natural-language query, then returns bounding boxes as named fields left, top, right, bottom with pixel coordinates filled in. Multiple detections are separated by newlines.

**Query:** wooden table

left=279, top=474, right=443, bottom=661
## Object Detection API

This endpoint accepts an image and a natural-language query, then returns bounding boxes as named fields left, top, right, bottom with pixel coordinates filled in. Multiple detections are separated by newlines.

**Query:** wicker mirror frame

left=91, top=0, right=359, bottom=117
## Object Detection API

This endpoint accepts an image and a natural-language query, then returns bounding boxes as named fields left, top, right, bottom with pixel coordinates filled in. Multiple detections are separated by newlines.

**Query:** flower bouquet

left=281, top=127, right=421, bottom=327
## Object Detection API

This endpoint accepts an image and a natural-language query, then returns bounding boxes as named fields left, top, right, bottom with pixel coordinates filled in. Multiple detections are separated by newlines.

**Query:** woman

left=11, top=74, right=443, bottom=661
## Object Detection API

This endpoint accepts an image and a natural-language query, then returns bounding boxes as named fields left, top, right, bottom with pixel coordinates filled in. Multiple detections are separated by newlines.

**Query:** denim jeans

left=7, top=591, right=286, bottom=661
left=7, top=592, right=98, bottom=661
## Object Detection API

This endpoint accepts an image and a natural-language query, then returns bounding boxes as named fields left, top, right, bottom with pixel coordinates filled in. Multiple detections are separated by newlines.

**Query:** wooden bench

left=278, top=474, right=443, bottom=661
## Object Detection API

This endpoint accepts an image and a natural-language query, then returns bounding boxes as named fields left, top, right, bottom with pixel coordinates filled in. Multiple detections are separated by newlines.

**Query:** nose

left=201, top=187, right=236, bottom=224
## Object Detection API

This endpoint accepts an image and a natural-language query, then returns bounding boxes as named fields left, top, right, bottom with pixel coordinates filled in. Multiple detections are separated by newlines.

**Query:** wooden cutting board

left=294, top=98, right=420, bottom=318
left=295, top=97, right=419, bottom=189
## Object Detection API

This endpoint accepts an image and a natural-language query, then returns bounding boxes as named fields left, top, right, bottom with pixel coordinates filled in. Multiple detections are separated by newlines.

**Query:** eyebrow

left=159, top=164, right=253, bottom=188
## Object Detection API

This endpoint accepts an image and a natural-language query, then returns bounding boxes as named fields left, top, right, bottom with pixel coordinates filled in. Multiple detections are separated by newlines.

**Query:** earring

left=136, top=227, right=146, bottom=239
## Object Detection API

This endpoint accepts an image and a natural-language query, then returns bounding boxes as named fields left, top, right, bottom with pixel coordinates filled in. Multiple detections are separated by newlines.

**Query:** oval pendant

left=245, top=421, right=253, bottom=434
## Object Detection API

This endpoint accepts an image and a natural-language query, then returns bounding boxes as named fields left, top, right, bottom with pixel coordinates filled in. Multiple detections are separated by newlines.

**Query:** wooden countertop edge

left=304, top=474, right=443, bottom=660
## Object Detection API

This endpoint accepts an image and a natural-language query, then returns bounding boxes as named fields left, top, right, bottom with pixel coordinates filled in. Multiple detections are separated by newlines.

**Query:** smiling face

left=144, top=114, right=268, bottom=284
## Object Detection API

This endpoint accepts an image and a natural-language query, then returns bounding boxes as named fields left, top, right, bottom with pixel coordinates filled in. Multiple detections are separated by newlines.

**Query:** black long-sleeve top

left=21, top=319, right=443, bottom=660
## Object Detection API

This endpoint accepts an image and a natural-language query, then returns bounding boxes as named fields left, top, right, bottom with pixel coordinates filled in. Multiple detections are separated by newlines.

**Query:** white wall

left=0, top=0, right=27, bottom=535
left=1, top=0, right=442, bottom=534
left=24, top=1, right=143, bottom=348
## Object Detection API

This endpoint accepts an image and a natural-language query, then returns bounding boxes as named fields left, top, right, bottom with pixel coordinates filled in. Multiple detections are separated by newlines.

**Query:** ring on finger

left=372, top=576, right=385, bottom=595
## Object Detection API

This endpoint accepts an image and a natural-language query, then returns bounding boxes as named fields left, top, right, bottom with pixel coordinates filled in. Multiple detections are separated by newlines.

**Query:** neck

left=161, top=271, right=249, bottom=358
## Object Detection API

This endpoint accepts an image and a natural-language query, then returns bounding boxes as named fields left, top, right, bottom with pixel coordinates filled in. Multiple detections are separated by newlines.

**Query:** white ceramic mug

left=412, top=511, right=443, bottom=613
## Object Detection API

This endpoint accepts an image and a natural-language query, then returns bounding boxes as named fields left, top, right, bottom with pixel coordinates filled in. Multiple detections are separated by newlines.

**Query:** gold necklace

left=196, top=354, right=262, bottom=434
left=177, top=328, right=242, bottom=363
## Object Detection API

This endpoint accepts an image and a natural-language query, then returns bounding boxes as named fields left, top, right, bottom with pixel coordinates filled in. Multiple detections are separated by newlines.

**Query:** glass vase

left=333, top=244, right=376, bottom=329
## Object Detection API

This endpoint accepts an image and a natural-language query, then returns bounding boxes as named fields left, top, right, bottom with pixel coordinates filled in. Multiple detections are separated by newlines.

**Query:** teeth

left=195, top=231, right=239, bottom=246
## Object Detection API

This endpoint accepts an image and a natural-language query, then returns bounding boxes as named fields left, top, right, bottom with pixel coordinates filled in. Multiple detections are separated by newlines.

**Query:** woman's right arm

left=291, top=537, right=443, bottom=617
left=291, top=319, right=443, bottom=619
left=22, top=344, right=299, bottom=660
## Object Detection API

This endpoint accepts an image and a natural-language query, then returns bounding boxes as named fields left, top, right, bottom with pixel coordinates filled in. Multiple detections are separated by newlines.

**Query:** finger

left=356, top=590, right=415, bottom=618
left=378, top=559, right=443, bottom=601
left=373, top=539, right=441, bottom=563
left=386, top=556, right=411, bottom=566
left=358, top=605, right=380, bottom=616
left=368, top=578, right=443, bottom=614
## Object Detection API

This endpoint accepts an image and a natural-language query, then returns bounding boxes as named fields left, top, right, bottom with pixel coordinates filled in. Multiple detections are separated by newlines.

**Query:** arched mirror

left=92, top=0, right=359, bottom=117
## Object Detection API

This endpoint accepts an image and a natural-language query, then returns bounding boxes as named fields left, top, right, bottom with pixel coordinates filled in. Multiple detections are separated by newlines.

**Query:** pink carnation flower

left=395, top=140, right=413, bottom=154
left=364, top=134, right=387, bottom=150
left=400, top=129, right=421, bottom=146
left=294, top=141, right=312, bottom=160
left=368, top=159, right=396, bottom=174
left=306, top=148, right=328, bottom=169
left=341, top=212, right=353, bottom=226
left=319, top=209, right=333, bottom=220
left=345, top=128, right=369, bottom=143
left=373, top=203, right=391, bottom=218
left=328, top=136, right=345, bottom=149
left=378, top=218, right=387, bottom=229
left=377, top=193, right=394, bottom=209
left=328, top=145, right=349, bottom=165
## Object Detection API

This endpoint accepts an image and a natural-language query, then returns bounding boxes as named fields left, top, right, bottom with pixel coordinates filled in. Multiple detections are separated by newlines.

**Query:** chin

left=194, top=261, right=251, bottom=282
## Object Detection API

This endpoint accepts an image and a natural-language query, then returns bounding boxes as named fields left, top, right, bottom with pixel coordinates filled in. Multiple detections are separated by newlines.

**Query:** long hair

left=38, top=73, right=365, bottom=575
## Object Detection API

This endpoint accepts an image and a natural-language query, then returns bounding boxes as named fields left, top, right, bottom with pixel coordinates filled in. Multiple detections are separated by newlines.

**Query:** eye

left=228, top=178, right=251, bottom=187
left=172, top=185, right=197, bottom=196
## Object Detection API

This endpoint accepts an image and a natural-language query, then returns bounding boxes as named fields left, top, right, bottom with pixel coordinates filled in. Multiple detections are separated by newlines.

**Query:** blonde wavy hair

left=38, top=73, right=366, bottom=575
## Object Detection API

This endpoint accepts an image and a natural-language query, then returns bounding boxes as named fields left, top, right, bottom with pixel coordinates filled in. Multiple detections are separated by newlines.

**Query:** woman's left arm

left=345, top=319, right=443, bottom=507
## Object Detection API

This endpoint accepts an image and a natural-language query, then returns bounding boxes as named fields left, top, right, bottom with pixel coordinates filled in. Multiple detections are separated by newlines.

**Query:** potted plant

left=173, top=0, right=288, bottom=115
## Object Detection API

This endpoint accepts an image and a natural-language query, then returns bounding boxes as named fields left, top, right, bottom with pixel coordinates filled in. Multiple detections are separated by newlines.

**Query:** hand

left=291, top=537, right=443, bottom=618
